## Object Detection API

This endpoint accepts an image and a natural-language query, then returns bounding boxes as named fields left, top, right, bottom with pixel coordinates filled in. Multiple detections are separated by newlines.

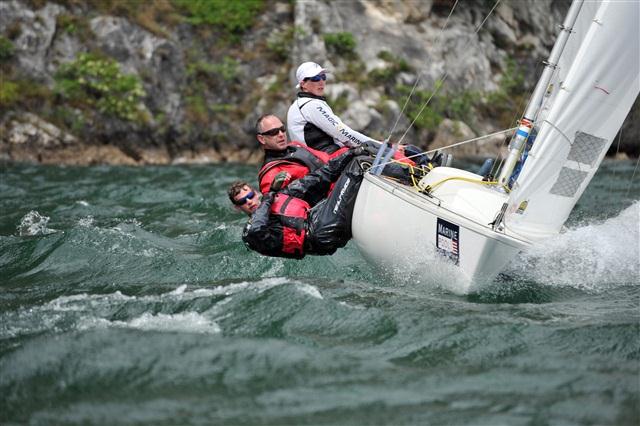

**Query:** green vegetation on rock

left=324, top=32, right=357, bottom=58
left=369, top=51, right=412, bottom=86
left=396, top=82, right=481, bottom=132
left=174, top=0, right=264, bottom=34
left=0, top=36, right=15, bottom=62
left=0, top=78, right=52, bottom=112
left=55, top=13, right=92, bottom=40
left=0, top=81, right=19, bottom=107
left=485, top=57, right=526, bottom=128
left=54, top=53, right=147, bottom=121
left=187, top=56, right=240, bottom=82
left=267, top=26, right=305, bottom=61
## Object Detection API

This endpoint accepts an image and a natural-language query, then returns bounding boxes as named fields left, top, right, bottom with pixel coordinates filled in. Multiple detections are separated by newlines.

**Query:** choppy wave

left=0, top=278, right=329, bottom=342
left=17, top=210, right=57, bottom=236
left=505, top=201, right=640, bottom=291
left=1, top=162, right=638, bottom=425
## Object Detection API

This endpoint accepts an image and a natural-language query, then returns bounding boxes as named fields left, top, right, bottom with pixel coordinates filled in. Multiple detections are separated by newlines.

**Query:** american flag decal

left=436, top=218, right=460, bottom=265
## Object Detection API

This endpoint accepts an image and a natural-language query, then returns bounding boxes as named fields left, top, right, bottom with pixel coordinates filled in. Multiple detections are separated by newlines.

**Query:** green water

left=1, top=160, right=639, bottom=425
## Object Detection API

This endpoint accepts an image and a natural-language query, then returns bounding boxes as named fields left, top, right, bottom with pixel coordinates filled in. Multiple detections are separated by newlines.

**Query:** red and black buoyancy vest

left=270, top=193, right=310, bottom=257
left=258, top=145, right=326, bottom=182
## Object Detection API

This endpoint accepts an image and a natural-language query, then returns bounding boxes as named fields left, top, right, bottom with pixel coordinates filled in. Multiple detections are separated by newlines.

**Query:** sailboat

left=351, top=0, right=639, bottom=291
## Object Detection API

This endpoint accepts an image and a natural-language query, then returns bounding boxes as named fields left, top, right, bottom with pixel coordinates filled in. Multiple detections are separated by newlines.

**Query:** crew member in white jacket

left=287, top=62, right=379, bottom=154
left=286, top=62, right=445, bottom=168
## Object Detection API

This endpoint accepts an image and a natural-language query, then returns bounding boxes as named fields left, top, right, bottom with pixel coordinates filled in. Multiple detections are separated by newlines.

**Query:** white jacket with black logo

left=287, top=93, right=378, bottom=154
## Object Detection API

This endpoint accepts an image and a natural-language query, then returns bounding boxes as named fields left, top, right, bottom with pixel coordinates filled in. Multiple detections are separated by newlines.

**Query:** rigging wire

left=375, top=126, right=516, bottom=169
left=625, top=155, right=640, bottom=198
left=416, top=127, right=516, bottom=156
left=610, top=128, right=622, bottom=194
left=369, top=0, right=505, bottom=174
left=395, top=0, right=503, bottom=147
left=386, top=0, right=460, bottom=141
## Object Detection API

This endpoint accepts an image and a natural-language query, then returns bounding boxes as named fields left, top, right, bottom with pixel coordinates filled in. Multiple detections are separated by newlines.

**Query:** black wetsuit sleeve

left=242, top=193, right=281, bottom=254
left=282, top=150, right=354, bottom=206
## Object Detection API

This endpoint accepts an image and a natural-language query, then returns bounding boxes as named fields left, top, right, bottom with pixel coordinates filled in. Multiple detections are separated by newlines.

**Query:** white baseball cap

left=295, top=62, right=326, bottom=89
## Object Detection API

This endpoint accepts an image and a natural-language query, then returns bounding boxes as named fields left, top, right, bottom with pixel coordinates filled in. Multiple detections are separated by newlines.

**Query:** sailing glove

left=361, top=140, right=382, bottom=156
left=351, top=141, right=379, bottom=157
left=270, top=172, right=291, bottom=192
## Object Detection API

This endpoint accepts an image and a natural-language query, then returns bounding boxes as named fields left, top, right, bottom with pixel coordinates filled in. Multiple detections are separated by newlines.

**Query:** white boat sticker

left=436, top=218, right=459, bottom=265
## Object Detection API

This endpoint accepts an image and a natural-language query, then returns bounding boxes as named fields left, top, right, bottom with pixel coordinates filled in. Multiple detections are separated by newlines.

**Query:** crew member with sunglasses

left=255, top=114, right=350, bottom=195
left=287, top=62, right=376, bottom=154
left=228, top=182, right=262, bottom=216
left=228, top=145, right=370, bottom=259
left=287, top=62, right=441, bottom=168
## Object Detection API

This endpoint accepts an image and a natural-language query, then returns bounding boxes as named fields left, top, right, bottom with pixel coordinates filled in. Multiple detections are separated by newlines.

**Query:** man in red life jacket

left=256, top=114, right=425, bottom=193
left=256, top=114, right=349, bottom=195
left=228, top=146, right=368, bottom=259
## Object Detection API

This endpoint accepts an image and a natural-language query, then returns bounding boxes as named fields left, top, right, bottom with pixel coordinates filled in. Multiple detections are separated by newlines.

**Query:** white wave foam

left=295, top=283, right=323, bottom=299
left=375, top=243, right=472, bottom=295
left=191, top=277, right=302, bottom=298
left=46, top=291, right=131, bottom=311
left=170, top=284, right=188, bottom=295
left=505, top=202, right=640, bottom=290
left=118, top=312, right=221, bottom=334
left=40, top=291, right=222, bottom=334
left=5, top=279, right=318, bottom=339
left=17, top=210, right=56, bottom=236
left=77, top=215, right=95, bottom=227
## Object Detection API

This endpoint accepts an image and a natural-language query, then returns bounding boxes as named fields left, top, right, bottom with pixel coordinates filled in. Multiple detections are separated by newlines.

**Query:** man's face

left=233, top=185, right=261, bottom=215
left=257, top=116, right=288, bottom=151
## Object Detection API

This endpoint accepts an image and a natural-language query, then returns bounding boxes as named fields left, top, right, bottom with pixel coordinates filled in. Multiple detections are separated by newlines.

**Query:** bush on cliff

left=174, top=0, right=264, bottom=34
left=54, top=53, right=147, bottom=122
left=0, top=36, right=15, bottom=62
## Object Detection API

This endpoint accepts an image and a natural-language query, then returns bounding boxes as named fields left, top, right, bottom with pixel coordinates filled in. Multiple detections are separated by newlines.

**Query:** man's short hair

left=255, top=114, right=277, bottom=135
left=228, top=181, right=249, bottom=203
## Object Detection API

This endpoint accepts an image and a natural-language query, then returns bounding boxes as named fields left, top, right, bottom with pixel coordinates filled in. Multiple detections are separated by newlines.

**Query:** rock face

left=0, top=0, right=637, bottom=165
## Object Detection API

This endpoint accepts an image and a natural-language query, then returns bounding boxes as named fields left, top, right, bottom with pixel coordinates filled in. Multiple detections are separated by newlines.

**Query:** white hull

left=351, top=168, right=531, bottom=292
left=351, top=1, right=638, bottom=293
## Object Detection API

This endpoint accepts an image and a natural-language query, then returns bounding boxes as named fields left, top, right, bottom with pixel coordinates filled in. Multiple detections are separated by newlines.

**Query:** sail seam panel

left=568, top=131, right=607, bottom=166
left=549, top=167, right=589, bottom=197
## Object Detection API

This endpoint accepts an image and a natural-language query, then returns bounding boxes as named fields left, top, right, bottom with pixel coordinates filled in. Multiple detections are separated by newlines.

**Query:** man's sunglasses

left=304, top=73, right=326, bottom=82
left=258, top=125, right=286, bottom=137
left=234, top=191, right=255, bottom=206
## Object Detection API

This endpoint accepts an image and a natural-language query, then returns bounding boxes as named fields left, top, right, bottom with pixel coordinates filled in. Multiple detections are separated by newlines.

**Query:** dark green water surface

left=1, top=161, right=638, bottom=425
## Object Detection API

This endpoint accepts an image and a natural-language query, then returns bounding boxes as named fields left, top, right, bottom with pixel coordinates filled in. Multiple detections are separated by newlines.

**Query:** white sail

left=535, top=1, right=602, bottom=124
left=504, top=0, right=640, bottom=241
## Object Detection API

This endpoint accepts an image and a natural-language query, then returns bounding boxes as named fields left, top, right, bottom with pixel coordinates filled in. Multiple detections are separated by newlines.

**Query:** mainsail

left=535, top=1, right=601, bottom=125
left=504, top=0, right=639, bottom=241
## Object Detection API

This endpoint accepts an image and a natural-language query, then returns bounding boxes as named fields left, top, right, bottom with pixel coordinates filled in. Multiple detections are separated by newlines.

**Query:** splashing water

left=17, top=210, right=56, bottom=236
left=504, top=201, right=640, bottom=290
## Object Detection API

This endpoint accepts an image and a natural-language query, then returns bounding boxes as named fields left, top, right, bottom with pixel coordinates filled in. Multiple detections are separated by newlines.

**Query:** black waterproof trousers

left=305, top=157, right=368, bottom=255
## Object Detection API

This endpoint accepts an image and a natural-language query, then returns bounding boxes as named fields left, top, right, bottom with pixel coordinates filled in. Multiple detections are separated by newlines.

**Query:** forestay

left=504, top=1, right=640, bottom=241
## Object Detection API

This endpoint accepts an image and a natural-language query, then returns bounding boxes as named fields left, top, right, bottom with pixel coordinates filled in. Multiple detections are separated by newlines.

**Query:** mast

left=496, top=0, right=585, bottom=187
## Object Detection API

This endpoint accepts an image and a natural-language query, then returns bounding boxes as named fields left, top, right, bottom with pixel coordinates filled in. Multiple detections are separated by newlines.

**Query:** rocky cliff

left=1, top=0, right=637, bottom=165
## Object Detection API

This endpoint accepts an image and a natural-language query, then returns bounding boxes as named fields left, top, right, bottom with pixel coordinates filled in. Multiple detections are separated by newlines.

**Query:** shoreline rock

left=1, top=0, right=638, bottom=164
